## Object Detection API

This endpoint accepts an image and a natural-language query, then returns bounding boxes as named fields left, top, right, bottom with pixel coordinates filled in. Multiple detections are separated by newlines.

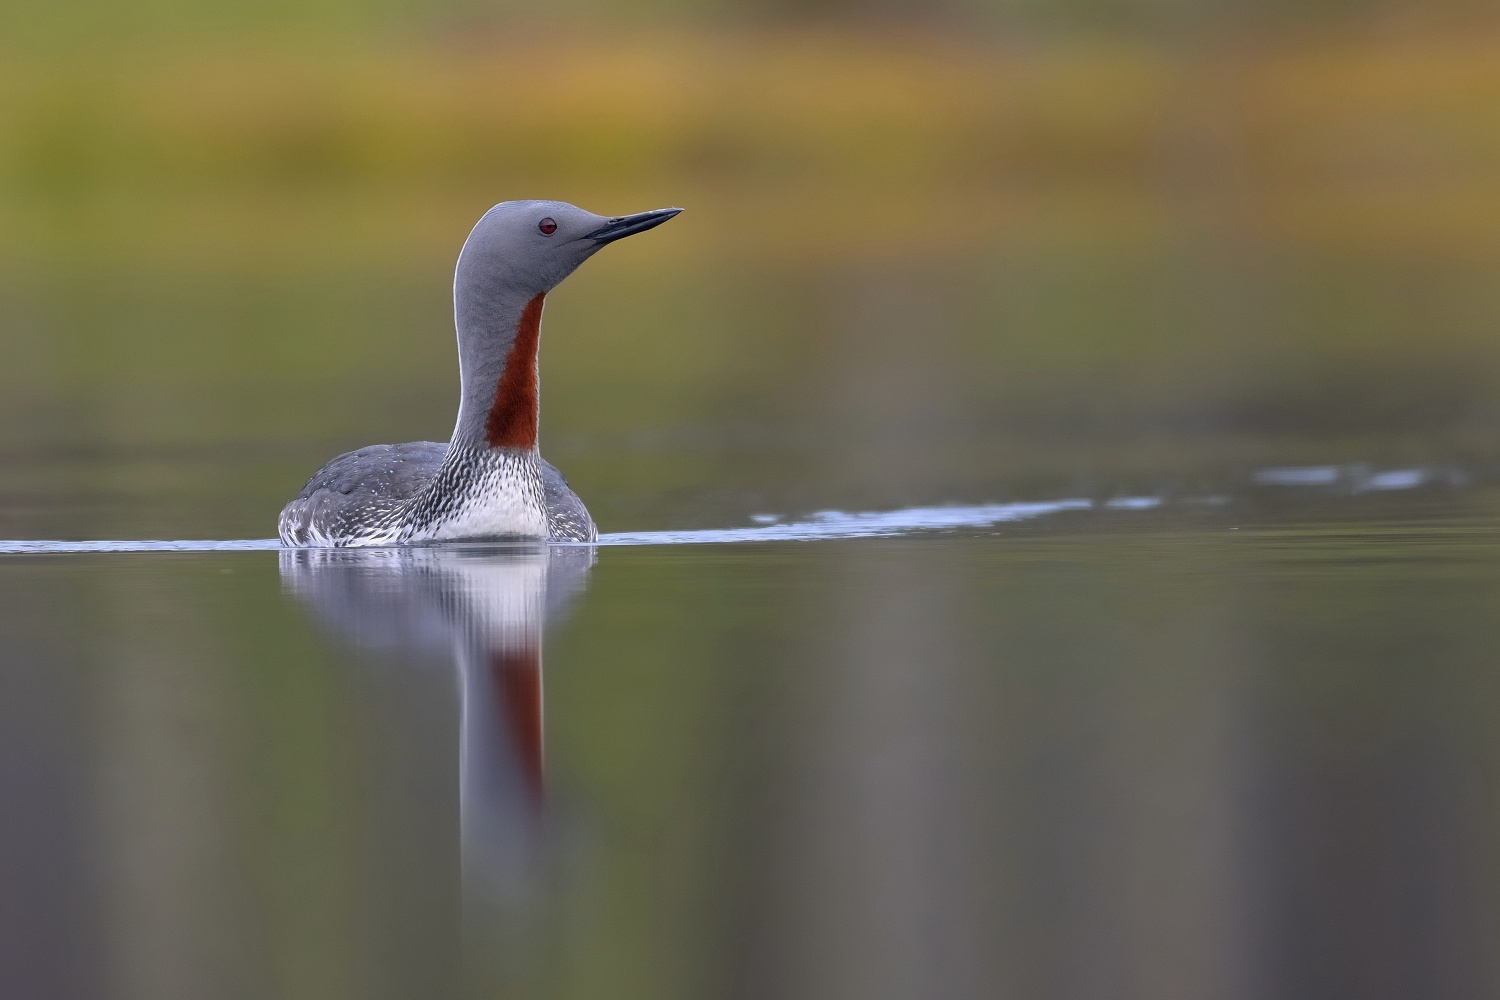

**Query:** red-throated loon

left=278, top=200, right=681, bottom=547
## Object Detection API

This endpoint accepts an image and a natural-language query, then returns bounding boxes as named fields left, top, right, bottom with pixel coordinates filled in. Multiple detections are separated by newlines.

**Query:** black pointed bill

left=585, top=207, right=683, bottom=244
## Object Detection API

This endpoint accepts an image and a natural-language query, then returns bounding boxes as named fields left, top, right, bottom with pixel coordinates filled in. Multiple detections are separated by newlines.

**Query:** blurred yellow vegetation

left=2, top=23, right=1499, bottom=272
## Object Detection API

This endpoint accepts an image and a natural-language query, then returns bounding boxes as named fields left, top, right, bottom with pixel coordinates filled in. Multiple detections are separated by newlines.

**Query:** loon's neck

left=451, top=260, right=545, bottom=449
left=394, top=284, right=550, bottom=541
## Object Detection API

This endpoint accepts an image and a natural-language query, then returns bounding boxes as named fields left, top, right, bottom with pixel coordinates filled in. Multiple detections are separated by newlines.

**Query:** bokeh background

left=4, top=0, right=1500, bottom=538
left=7, top=5, right=1500, bottom=1000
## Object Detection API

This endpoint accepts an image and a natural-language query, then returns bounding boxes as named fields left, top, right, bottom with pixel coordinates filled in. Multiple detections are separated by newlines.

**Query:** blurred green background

left=7, top=5, right=1500, bottom=1000
left=2, top=0, right=1500, bottom=539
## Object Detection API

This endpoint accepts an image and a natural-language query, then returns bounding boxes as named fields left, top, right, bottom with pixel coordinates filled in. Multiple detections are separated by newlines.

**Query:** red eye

left=538, top=218, right=557, bottom=235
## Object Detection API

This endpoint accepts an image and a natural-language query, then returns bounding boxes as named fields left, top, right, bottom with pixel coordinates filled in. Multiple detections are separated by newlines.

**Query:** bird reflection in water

left=278, top=542, right=593, bottom=942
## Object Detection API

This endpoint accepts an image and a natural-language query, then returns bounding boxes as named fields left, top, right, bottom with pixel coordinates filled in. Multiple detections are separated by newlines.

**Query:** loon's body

left=278, top=441, right=597, bottom=545
left=278, top=200, right=680, bottom=547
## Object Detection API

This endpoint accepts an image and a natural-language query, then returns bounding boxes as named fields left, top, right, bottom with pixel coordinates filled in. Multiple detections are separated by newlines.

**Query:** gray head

left=456, top=200, right=682, bottom=299
left=449, top=200, right=681, bottom=448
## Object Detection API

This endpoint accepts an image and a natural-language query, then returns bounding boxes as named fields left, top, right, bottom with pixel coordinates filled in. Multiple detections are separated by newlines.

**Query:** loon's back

left=278, top=442, right=596, bottom=546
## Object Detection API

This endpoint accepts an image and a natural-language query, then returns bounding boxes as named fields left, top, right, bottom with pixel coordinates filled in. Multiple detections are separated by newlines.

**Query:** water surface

left=4, top=484, right=1500, bottom=999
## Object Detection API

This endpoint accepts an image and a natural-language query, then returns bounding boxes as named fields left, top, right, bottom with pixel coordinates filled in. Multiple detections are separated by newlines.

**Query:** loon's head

left=448, top=199, right=681, bottom=452
left=456, top=200, right=682, bottom=296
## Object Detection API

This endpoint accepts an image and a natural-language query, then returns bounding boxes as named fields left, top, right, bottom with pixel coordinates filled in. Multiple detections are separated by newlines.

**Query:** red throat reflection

left=491, top=649, right=544, bottom=802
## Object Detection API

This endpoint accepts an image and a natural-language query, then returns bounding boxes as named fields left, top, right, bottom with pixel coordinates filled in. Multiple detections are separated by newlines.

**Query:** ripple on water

left=0, top=499, right=1099, bottom=553
left=0, top=464, right=1462, bottom=554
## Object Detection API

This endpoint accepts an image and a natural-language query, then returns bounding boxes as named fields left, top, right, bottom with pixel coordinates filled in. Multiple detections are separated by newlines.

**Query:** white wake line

left=0, top=497, right=1136, bottom=554
left=0, top=538, right=283, bottom=554
left=0, top=460, right=1446, bottom=555
left=594, top=499, right=1104, bottom=545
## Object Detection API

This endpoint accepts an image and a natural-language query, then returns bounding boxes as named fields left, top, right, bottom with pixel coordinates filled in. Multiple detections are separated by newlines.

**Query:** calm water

left=3, top=481, right=1500, bottom=999
left=6, top=141, right=1500, bottom=999
left=5, top=245, right=1500, bottom=997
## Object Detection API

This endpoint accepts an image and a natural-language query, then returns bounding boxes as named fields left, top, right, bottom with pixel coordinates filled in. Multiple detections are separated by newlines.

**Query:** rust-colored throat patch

left=485, top=293, right=544, bottom=449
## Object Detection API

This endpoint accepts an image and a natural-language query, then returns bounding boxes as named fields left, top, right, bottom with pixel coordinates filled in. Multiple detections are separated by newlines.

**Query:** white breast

left=409, top=448, right=550, bottom=541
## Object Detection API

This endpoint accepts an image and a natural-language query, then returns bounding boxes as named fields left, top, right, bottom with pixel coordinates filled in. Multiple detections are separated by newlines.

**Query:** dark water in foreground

left=3, top=486, right=1500, bottom=1000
